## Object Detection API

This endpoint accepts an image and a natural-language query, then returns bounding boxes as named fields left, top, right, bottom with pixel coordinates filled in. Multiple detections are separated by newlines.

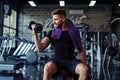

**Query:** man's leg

left=43, top=62, right=57, bottom=80
left=75, top=63, right=89, bottom=80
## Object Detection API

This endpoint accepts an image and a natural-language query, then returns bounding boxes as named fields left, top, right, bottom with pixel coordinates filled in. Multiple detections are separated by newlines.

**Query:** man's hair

left=51, top=9, right=66, bottom=17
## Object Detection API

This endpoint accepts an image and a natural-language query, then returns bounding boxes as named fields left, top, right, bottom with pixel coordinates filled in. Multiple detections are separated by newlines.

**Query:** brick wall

left=18, top=5, right=120, bottom=41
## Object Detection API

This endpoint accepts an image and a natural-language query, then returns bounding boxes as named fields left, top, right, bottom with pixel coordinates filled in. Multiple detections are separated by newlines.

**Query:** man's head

left=51, top=9, right=66, bottom=28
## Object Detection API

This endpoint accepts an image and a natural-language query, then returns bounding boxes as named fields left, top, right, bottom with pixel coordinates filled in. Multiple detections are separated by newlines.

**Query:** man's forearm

left=80, top=51, right=87, bottom=65
left=32, top=30, right=42, bottom=52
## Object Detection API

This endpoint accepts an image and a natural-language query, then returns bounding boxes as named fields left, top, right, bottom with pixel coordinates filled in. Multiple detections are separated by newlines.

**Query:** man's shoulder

left=46, top=30, right=53, bottom=38
left=48, top=30, right=53, bottom=33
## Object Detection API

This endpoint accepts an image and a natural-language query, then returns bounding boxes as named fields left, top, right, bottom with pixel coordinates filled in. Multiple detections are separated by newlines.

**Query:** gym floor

left=0, top=56, right=120, bottom=80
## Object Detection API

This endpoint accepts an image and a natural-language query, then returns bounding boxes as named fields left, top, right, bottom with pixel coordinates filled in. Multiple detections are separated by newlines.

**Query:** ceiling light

left=118, top=4, right=120, bottom=6
left=28, top=1, right=36, bottom=7
left=89, top=0, right=96, bottom=6
left=59, top=1, right=65, bottom=6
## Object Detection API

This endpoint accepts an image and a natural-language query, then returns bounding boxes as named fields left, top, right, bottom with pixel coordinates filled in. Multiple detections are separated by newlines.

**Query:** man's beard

left=57, top=22, right=64, bottom=29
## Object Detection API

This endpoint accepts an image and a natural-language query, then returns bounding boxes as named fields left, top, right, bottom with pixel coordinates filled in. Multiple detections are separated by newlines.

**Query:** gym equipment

left=102, top=32, right=119, bottom=80
left=0, top=36, right=24, bottom=72
left=28, top=21, right=43, bottom=33
left=26, top=50, right=38, bottom=64
left=0, top=60, right=23, bottom=71
left=85, top=32, right=106, bottom=79
left=53, top=70, right=76, bottom=80
left=100, top=17, right=120, bottom=80
left=0, top=34, right=14, bottom=61
left=0, top=73, right=23, bottom=80
left=70, top=15, right=86, bottom=25
left=0, top=35, right=9, bottom=61
left=1, top=36, right=38, bottom=64
left=0, top=37, right=8, bottom=61
left=86, top=39, right=94, bottom=78
left=77, top=23, right=89, bottom=51
left=23, top=65, right=37, bottom=80
left=111, top=17, right=120, bottom=24
left=9, top=37, right=38, bottom=64
left=44, top=19, right=53, bottom=28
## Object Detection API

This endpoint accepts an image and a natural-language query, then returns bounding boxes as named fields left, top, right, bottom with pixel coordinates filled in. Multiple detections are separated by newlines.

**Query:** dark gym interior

left=0, top=0, right=120, bottom=80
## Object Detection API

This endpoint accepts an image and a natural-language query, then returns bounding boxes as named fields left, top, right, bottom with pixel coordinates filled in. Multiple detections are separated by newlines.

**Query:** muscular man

left=32, top=9, right=89, bottom=80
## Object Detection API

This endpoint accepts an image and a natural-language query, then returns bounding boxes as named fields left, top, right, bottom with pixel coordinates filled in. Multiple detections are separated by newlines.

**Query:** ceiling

left=3, top=0, right=120, bottom=6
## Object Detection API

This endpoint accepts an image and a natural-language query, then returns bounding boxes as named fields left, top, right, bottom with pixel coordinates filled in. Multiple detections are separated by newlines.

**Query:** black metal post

left=0, top=0, right=4, bottom=43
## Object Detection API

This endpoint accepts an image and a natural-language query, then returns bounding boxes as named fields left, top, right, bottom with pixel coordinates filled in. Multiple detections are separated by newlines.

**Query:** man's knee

left=44, top=62, right=57, bottom=75
left=75, top=64, right=89, bottom=75
left=81, top=65, right=89, bottom=75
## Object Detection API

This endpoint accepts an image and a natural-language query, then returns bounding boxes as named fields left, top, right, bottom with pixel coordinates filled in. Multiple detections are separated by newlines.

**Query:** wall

left=18, top=4, right=117, bottom=41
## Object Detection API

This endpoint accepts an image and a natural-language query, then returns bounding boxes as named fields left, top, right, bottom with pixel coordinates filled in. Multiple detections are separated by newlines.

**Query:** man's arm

left=78, top=47, right=87, bottom=65
left=32, top=30, right=50, bottom=52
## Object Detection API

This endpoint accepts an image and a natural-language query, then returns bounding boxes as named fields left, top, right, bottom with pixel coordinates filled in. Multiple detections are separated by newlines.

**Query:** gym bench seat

left=53, top=70, right=78, bottom=80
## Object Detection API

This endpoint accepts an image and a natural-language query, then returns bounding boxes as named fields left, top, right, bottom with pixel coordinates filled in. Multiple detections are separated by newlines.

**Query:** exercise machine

left=0, top=36, right=24, bottom=72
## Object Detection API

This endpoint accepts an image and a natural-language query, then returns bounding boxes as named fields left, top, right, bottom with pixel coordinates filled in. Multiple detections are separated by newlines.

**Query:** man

left=32, top=9, right=88, bottom=80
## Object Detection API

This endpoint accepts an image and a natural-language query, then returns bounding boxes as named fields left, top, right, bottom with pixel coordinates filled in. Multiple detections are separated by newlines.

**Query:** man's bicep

left=41, top=37, right=50, bottom=49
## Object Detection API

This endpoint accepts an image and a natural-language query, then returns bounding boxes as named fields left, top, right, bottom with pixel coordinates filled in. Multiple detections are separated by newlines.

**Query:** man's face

left=52, top=15, right=65, bottom=28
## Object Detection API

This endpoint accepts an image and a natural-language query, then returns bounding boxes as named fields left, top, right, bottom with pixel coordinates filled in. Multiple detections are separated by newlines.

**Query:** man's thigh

left=65, top=59, right=82, bottom=75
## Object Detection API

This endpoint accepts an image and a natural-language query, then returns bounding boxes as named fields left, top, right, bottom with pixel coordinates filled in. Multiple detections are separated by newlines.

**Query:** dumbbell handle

left=28, top=21, right=43, bottom=33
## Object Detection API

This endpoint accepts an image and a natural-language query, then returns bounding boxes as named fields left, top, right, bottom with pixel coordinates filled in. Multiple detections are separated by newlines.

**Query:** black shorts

left=47, top=58, right=82, bottom=75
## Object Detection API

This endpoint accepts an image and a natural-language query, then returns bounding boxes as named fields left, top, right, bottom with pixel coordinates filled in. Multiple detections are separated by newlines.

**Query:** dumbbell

left=28, top=21, right=43, bottom=33
left=26, top=50, right=38, bottom=63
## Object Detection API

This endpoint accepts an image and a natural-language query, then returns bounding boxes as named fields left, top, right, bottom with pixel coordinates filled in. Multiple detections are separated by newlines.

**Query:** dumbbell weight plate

left=34, top=23, right=43, bottom=33
left=26, top=51, right=38, bottom=63
left=28, top=21, right=36, bottom=30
